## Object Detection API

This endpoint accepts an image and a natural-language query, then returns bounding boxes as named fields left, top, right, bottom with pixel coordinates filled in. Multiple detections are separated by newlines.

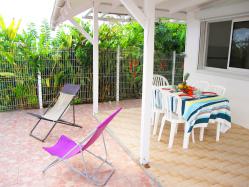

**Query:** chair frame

left=43, top=132, right=114, bottom=186
left=43, top=110, right=121, bottom=186
left=199, top=85, right=226, bottom=142
left=152, top=75, right=170, bottom=134
left=29, top=84, right=82, bottom=142
left=157, top=90, right=196, bottom=148
left=195, top=80, right=210, bottom=92
left=152, top=74, right=169, bottom=87
left=152, top=87, right=168, bottom=135
left=208, top=85, right=226, bottom=96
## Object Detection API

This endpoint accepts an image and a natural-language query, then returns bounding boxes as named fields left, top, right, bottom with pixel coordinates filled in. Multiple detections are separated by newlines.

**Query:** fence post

left=171, top=51, right=176, bottom=85
left=37, top=71, right=43, bottom=109
left=116, top=46, right=120, bottom=102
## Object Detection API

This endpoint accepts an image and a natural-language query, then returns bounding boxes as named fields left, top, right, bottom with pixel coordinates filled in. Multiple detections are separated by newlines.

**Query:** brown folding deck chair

left=29, top=84, right=82, bottom=142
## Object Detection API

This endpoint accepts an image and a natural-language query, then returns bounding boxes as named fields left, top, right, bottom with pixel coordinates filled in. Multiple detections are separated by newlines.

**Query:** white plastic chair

left=208, top=85, right=226, bottom=96
left=152, top=74, right=169, bottom=87
left=195, top=81, right=210, bottom=91
left=152, top=87, right=166, bottom=135
left=157, top=91, right=195, bottom=148
left=186, top=80, right=196, bottom=87
left=200, top=85, right=226, bottom=142
left=151, top=75, right=170, bottom=134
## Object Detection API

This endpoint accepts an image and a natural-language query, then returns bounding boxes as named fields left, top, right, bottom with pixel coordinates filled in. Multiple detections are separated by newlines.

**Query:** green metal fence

left=0, top=48, right=184, bottom=111
left=0, top=51, right=38, bottom=111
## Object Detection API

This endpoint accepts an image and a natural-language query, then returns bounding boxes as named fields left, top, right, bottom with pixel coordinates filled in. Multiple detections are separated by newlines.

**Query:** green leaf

left=54, top=71, right=64, bottom=87
left=0, top=72, right=15, bottom=77
left=45, top=78, right=50, bottom=87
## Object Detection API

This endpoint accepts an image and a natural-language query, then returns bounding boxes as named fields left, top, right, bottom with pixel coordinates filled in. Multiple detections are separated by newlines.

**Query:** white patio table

left=161, top=88, right=231, bottom=149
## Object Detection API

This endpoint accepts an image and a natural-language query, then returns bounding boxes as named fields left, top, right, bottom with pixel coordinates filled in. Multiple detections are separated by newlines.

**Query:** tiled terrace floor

left=0, top=100, right=157, bottom=187
left=98, top=100, right=249, bottom=187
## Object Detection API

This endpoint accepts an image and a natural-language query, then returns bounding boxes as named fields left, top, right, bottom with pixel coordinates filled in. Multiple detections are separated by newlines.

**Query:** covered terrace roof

left=51, top=0, right=219, bottom=29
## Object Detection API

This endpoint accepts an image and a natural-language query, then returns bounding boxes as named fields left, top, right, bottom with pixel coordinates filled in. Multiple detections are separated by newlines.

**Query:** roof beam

left=156, top=9, right=186, bottom=20
left=82, top=8, right=92, bottom=18
left=155, top=0, right=169, bottom=5
left=83, top=15, right=132, bottom=22
left=69, top=18, right=93, bottom=44
left=98, top=2, right=186, bottom=20
left=51, top=0, right=93, bottom=29
left=119, top=0, right=146, bottom=28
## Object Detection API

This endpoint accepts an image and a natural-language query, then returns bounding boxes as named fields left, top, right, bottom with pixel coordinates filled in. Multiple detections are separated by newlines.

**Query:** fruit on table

left=178, top=83, right=187, bottom=90
left=178, top=83, right=195, bottom=95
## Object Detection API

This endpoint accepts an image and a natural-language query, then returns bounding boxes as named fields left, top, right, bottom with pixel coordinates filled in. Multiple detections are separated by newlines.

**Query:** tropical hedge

left=0, top=16, right=186, bottom=110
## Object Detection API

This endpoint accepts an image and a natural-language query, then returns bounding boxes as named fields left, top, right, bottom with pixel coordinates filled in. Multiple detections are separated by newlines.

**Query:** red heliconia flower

left=160, top=62, right=167, bottom=70
left=129, top=61, right=133, bottom=73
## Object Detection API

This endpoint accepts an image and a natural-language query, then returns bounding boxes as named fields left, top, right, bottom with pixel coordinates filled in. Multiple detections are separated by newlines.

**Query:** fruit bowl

left=177, top=73, right=196, bottom=95
left=177, top=83, right=196, bottom=95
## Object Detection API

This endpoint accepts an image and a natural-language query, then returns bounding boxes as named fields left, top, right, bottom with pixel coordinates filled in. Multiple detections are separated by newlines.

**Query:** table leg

left=183, top=123, right=190, bottom=149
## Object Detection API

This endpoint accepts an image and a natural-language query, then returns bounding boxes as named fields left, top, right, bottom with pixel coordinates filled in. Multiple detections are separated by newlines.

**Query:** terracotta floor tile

left=0, top=100, right=154, bottom=187
left=4, top=99, right=249, bottom=187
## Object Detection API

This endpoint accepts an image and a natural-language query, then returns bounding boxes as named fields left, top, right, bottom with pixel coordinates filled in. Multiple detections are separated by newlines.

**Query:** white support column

left=37, top=71, right=43, bottom=109
left=93, top=0, right=99, bottom=115
left=140, top=0, right=155, bottom=165
left=116, top=46, right=120, bottom=102
left=172, top=50, right=176, bottom=85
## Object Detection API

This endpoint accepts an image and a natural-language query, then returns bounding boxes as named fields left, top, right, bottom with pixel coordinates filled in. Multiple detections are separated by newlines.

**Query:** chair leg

left=30, top=119, right=47, bottom=142
left=175, top=124, right=178, bottom=135
left=30, top=120, right=57, bottom=142
left=191, top=128, right=195, bottom=143
left=151, top=112, right=155, bottom=126
left=30, top=119, right=42, bottom=136
left=216, top=122, right=221, bottom=142
left=200, top=127, right=205, bottom=141
left=67, top=135, right=114, bottom=186
left=153, top=112, right=160, bottom=135
left=43, top=158, right=61, bottom=173
left=42, top=122, right=58, bottom=142
left=158, top=116, right=166, bottom=141
left=168, top=122, right=177, bottom=149
left=183, top=123, right=190, bottom=149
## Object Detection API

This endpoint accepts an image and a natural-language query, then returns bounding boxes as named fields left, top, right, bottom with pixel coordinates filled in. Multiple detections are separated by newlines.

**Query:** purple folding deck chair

left=43, top=108, right=122, bottom=186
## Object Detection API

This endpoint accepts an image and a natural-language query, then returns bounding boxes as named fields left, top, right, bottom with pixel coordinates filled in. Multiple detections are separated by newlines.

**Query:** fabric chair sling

left=42, top=108, right=122, bottom=186
left=29, top=84, right=82, bottom=142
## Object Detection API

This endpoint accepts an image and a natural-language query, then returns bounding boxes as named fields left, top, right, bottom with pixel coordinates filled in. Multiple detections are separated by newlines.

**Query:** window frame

left=227, top=16, right=249, bottom=72
left=200, top=16, right=249, bottom=76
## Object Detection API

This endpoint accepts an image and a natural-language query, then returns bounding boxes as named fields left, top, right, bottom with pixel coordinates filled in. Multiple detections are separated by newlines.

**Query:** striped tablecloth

left=153, top=88, right=231, bottom=133
left=174, top=94, right=231, bottom=133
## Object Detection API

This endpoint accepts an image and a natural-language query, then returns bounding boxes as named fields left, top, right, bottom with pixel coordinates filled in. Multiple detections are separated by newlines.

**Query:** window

left=229, top=20, right=249, bottom=69
left=206, top=21, right=231, bottom=69
left=199, top=17, right=249, bottom=73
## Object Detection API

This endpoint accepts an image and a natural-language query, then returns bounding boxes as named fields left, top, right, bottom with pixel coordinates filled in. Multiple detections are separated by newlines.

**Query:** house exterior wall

left=184, top=6, right=249, bottom=129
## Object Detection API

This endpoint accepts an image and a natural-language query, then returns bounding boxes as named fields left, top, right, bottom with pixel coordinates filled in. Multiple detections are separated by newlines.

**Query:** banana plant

left=0, top=16, right=21, bottom=50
